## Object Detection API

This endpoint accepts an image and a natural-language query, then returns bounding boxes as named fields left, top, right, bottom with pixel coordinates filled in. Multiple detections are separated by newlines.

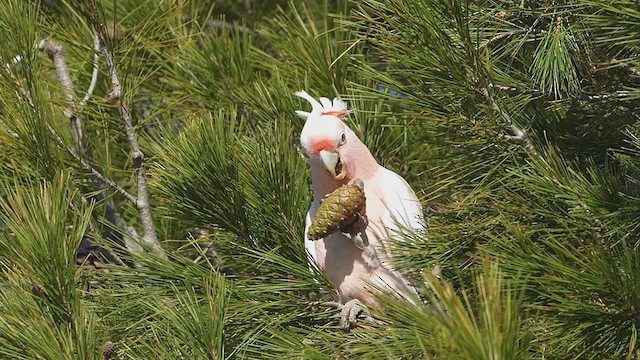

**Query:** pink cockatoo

left=296, top=91, right=425, bottom=328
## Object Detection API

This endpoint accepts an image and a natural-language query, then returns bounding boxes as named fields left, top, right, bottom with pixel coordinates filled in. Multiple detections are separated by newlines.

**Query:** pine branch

left=480, top=87, right=537, bottom=155
left=192, top=228, right=221, bottom=265
left=609, top=59, right=640, bottom=77
left=38, top=37, right=143, bottom=256
left=86, top=7, right=167, bottom=260
left=480, top=27, right=544, bottom=49
left=38, top=38, right=85, bottom=151
left=489, top=83, right=543, bottom=96
left=48, top=126, right=137, bottom=205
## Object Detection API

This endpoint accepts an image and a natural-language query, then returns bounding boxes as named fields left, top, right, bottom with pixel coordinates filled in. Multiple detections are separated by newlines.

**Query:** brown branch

left=38, top=37, right=143, bottom=256
left=68, top=194, right=126, bottom=266
left=39, top=39, right=85, bottom=152
left=480, top=87, right=537, bottom=155
left=480, top=28, right=544, bottom=49
left=3, top=57, right=131, bottom=265
left=307, top=301, right=342, bottom=309
left=50, top=129, right=136, bottom=205
left=488, top=83, right=543, bottom=95
left=89, top=16, right=166, bottom=260
left=622, top=63, right=640, bottom=77
left=192, top=228, right=222, bottom=265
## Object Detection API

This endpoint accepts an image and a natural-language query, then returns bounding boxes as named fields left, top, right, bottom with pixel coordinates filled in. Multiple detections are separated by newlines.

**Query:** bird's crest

left=295, top=91, right=350, bottom=121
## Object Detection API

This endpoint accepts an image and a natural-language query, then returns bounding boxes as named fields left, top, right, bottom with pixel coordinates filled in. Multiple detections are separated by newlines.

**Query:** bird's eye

left=340, top=133, right=346, bottom=145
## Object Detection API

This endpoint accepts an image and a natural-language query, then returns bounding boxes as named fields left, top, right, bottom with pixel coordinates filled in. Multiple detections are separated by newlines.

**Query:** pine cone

left=102, top=341, right=116, bottom=359
left=31, top=284, right=45, bottom=296
left=308, top=179, right=366, bottom=240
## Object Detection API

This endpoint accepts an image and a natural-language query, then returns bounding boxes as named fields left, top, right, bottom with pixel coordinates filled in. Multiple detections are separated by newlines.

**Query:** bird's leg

left=339, top=298, right=374, bottom=330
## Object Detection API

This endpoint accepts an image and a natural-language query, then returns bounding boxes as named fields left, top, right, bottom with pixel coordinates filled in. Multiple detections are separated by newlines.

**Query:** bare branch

left=90, top=15, right=167, bottom=260
left=38, top=38, right=85, bottom=152
left=38, top=37, right=143, bottom=256
left=607, top=59, right=640, bottom=77
left=5, top=54, right=139, bottom=261
left=307, top=301, right=342, bottom=309
left=192, top=228, right=222, bottom=265
left=79, top=33, right=101, bottom=111
left=480, top=87, right=537, bottom=155
left=46, top=123, right=141, bottom=251
left=622, top=63, right=640, bottom=77
left=50, top=129, right=137, bottom=204
left=488, top=83, right=543, bottom=95
left=480, top=28, right=543, bottom=49
left=593, top=59, right=640, bottom=77
left=206, top=20, right=251, bottom=34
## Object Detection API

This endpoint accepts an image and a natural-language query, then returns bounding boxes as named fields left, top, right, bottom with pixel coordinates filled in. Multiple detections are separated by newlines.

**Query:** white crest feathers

left=295, top=91, right=350, bottom=120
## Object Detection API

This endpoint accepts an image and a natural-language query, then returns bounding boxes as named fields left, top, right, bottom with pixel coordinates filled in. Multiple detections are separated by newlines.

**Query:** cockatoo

left=296, top=91, right=425, bottom=329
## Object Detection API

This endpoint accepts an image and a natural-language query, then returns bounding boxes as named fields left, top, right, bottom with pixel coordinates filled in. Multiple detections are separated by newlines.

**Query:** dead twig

left=88, top=9, right=167, bottom=260
left=79, top=33, right=100, bottom=111
left=39, top=38, right=85, bottom=152
left=480, top=86, right=537, bottom=155
left=480, top=27, right=544, bottom=49
left=38, top=37, right=143, bottom=256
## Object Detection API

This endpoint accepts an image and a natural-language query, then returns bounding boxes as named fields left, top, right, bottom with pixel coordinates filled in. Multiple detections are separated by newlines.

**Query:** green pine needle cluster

left=0, top=0, right=639, bottom=358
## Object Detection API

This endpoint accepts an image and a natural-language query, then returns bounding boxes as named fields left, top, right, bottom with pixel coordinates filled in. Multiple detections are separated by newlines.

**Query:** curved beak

left=319, top=150, right=347, bottom=180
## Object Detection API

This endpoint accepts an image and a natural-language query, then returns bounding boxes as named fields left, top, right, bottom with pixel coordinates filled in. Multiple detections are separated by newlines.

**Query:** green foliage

left=1, top=0, right=640, bottom=358
left=0, top=173, right=101, bottom=359
left=151, top=110, right=311, bottom=265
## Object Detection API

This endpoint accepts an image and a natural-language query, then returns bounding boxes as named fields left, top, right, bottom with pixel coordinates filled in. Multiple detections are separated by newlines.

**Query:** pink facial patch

left=309, top=139, right=336, bottom=154
left=321, top=110, right=347, bottom=118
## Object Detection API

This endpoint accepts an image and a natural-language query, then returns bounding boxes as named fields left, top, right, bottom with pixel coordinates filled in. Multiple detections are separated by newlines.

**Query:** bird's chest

left=312, top=187, right=387, bottom=270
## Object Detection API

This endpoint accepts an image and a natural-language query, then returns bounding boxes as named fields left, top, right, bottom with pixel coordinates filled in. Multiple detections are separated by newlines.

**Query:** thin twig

left=45, top=123, right=141, bottom=249
left=69, top=196, right=126, bottom=266
left=4, top=59, right=131, bottom=265
left=38, top=37, right=143, bottom=256
left=192, top=227, right=214, bottom=264
left=206, top=20, right=251, bottom=34
left=480, top=86, right=537, bottom=155
left=307, top=301, right=342, bottom=309
left=90, top=12, right=166, bottom=260
left=2, top=63, right=34, bottom=107
left=50, top=129, right=136, bottom=204
left=594, top=59, right=640, bottom=77
left=480, top=28, right=543, bottom=49
left=611, top=59, right=640, bottom=77
left=488, top=83, right=543, bottom=95
left=79, top=33, right=100, bottom=111
left=622, top=63, right=640, bottom=77
left=579, top=91, right=629, bottom=102
left=193, top=242, right=214, bottom=264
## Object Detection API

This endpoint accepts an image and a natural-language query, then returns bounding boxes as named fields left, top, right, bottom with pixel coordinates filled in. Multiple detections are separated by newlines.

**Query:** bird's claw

left=341, top=213, right=369, bottom=249
left=340, top=231, right=368, bottom=250
left=339, top=299, right=374, bottom=330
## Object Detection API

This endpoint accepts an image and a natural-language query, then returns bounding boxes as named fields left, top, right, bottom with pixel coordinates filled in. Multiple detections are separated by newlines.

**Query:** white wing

left=366, top=167, right=425, bottom=305
left=379, top=167, right=425, bottom=237
left=304, top=209, right=319, bottom=265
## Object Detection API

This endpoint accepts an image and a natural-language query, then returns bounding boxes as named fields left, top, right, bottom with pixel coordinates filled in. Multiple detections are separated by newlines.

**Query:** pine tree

left=0, top=0, right=639, bottom=359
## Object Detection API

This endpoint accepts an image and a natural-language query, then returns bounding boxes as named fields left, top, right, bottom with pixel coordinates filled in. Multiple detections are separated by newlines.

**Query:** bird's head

left=295, top=91, right=366, bottom=182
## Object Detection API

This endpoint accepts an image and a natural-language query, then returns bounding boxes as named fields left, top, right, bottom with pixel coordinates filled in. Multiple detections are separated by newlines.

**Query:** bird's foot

left=341, top=231, right=368, bottom=250
left=339, top=299, right=375, bottom=330
left=341, top=213, right=369, bottom=249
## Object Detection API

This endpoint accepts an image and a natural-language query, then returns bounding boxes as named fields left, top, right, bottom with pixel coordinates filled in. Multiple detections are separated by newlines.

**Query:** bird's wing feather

left=352, top=167, right=424, bottom=305
left=359, top=167, right=424, bottom=270
left=304, top=208, right=319, bottom=265
left=378, top=167, right=425, bottom=239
